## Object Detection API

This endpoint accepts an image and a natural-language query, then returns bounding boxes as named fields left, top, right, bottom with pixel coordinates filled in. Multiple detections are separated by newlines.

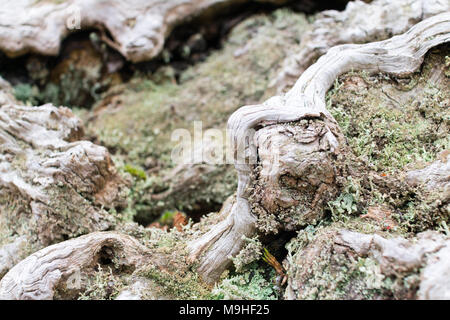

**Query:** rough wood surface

left=336, top=230, right=450, bottom=300
left=284, top=228, right=450, bottom=300
left=406, top=152, right=450, bottom=194
left=0, top=232, right=150, bottom=300
left=272, top=0, right=450, bottom=92
left=188, top=12, right=450, bottom=283
left=0, top=0, right=289, bottom=63
left=0, top=100, right=128, bottom=277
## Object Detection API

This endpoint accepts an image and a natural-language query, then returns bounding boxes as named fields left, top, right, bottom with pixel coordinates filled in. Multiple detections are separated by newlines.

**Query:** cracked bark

left=0, top=232, right=151, bottom=300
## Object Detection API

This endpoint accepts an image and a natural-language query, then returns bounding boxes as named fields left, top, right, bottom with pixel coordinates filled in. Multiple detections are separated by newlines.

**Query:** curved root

left=189, top=12, right=450, bottom=283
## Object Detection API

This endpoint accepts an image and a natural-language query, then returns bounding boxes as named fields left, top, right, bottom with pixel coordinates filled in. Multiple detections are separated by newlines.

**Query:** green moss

left=327, top=49, right=449, bottom=174
left=78, top=265, right=124, bottom=300
left=140, top=264, right=213, bottom=300
left=394, top=192, right=449, bottom=233
left=285, top=223, right=419, bottom=300
left=159, top=210, right=178, bottom=225
left=327, top=177, right=361, bottom=222
left=123, top=164, right=147, bottom=180
left=13, top=83, right=39, bottom=105
left=212, top=263, right=279, bottom=300
left=322, top=47, right=449, bottom=234
left=231, top=236, right=263, bottom=272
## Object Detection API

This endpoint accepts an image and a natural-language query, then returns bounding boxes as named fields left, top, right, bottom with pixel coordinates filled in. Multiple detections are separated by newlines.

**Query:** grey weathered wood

left=0, top=0, right=289, bottom=63
left=272, top=0, right=450, bottom=93
left=0, top=232, right=150, bottom=300
left=0, top=101, right=127, bottom=277
left=188, top=12, right=450, bottom=283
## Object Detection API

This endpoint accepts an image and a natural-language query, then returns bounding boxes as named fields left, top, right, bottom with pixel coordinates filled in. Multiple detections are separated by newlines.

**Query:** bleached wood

left=285, top=229, right=450, bottom=299
left=336, top=230, right=450, bottom=300
left=188, top=12, right=450, bottom=283
left=0, top=102, right=127, bottom=279
left=272, top=0, right=450, bottom=93
left=0, top=0, right=289, bottom=63
left=0, top=232, right=150, bottom=300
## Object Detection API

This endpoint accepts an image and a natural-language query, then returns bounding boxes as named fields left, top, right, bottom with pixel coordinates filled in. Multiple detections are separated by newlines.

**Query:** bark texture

left=285, top=227, right=450, bottom=300
left=0, top=94, right=128, bottom=277
left=0, top=232, right=150, bottom=300
left=0, top=3, right=449, bottom=299
left=272, top=0, right=450, bottom=92
left=188, top=12, right=450, bottom=283
left=0, top=0, right=289, bottom=63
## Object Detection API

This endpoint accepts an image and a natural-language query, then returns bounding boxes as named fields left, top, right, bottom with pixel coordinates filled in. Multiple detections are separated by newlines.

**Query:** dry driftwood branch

left=0, top=0, right=290, bottom=63
left=272, top=0, right=450, bottom=93
left=407, top=152, right=450, bottom=193
left=0, top=237, right=27, bottom=279
left=0, top=232, right=150, bottom=300
left=0, top=103, right=124, bottom=208
left=188, top=12, right=450, bottom=283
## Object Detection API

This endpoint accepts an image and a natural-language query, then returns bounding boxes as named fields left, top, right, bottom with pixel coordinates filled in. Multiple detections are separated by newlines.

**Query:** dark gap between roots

left=0, top=0, right=352, bottom=109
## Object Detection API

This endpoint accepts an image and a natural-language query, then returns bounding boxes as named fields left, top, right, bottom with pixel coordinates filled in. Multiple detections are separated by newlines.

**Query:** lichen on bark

left=0, top=1, right=450, bottom=301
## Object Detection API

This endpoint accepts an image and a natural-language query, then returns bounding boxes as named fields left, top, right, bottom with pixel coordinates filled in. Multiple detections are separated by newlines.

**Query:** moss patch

left=327, top=45, right=449, bottom=174
left=284, top=223, right=420, bottom=300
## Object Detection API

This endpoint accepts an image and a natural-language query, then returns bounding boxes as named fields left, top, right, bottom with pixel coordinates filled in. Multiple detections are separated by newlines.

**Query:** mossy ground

left=324, top=44, right=449, bottom=233
left=81, top=24, right=448, bottom=301
left=109, top=205, right=280, bottom=300
left=274, top=45, right=449, bottom=300
left=1, top=6, right=449, bottom=301
left=327, top=46, right=449, bottom=173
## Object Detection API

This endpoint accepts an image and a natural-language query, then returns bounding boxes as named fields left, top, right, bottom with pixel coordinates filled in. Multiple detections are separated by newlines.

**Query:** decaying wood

left=188, top=12, right=450, bottom=283
left=336, top=230, right=450, bottom=300
left=0, top=100, right=127, bottom=275
left=272, top=0, right=450, bottom=93
left=285, top=228, right=450, bottom=300
left=250, top=120, right=341, bottom=232
left=0, top=232, right=150, bottom=300
left=406, top=151, right=450, bottom=195
left=1, top=4, right=449, bottom=298
left=0, top=0, right=289, bottom=63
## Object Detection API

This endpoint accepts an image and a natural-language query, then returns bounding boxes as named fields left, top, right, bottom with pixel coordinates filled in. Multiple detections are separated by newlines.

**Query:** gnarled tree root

left=0, top=0, right=291, bottom=63
left=271, top=0, right=450, bottom=93
left=188, top=12, right=450, bottom=284
left=0, top=232, right=151, bottom=300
